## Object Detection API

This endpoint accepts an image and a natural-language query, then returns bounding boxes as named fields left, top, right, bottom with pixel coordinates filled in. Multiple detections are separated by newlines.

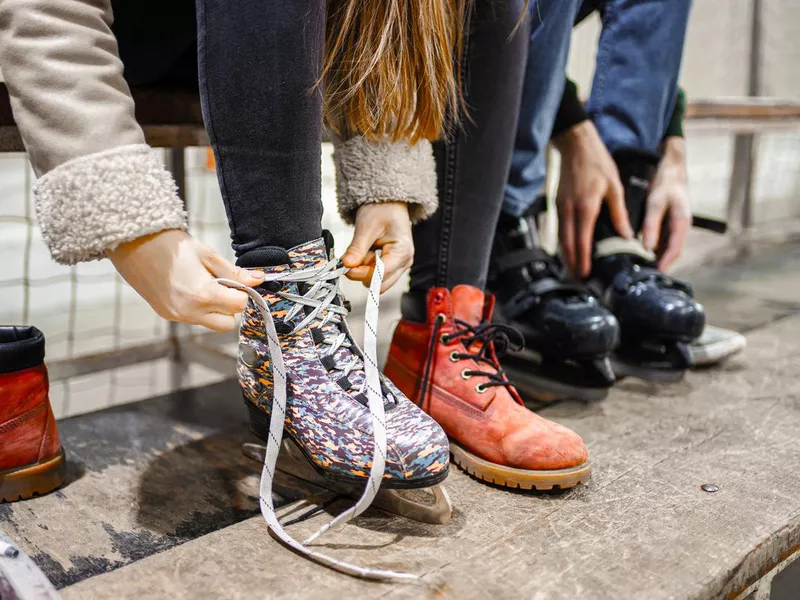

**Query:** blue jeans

left=503, top=0, right=692, bottom=217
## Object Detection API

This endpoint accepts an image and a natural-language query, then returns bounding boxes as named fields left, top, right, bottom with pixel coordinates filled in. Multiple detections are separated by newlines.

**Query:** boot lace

left=276, top=261, right=395, bottom=404
left=417, top=316, right=524, bottom=405
left=219, top=255, right=414, bottom=582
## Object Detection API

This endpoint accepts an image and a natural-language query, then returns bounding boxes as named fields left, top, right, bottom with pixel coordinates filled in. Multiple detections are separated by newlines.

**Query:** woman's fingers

left=575, top=192, right=602, bottom=278
left=642, top=189, right=668, bottom=253
left=347, top=265, right=374, bottom=284
left=379, top=247, right=413, bottom=292
left=557, top=200, right=577, bottom=276
left=343, top=246, right=411, bottom=293
left=658, top=208, right=691, bottom=271
left=195, top=312, right=238, bottom=332
left=345, top=250, right=376, bottom=283
left=342, top=225, right=377, bottom=269
left=201, top=247, right=265, bottom=285
left=205, top=283, right=250, bottom=315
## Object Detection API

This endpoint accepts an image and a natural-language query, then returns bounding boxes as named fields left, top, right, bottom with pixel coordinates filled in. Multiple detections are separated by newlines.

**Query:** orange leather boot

left=0, top=326, right=66, bottom=502
left=385, top=286, right=591, bottom=490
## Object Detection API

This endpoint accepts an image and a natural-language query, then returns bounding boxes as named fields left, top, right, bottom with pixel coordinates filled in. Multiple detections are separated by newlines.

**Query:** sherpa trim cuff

left=34, top=144, right=188, bottom=265
left=333, top=136, right=437, bottom=225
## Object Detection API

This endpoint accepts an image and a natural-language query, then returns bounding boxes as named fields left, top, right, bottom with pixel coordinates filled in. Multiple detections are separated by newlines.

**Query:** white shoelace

left=219, top=256, right=417, bottom=582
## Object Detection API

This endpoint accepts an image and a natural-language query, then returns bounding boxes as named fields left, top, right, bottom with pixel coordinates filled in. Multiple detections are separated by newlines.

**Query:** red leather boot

left=385, top=286, right=591, bottom=490
left=0, top=326, right=66, bottom=502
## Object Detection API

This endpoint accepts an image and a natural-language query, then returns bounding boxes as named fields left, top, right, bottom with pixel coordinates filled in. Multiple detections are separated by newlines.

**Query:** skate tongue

left=287, top=237, right=330, bottom=270
left=450, top=285, right=488, bottom=327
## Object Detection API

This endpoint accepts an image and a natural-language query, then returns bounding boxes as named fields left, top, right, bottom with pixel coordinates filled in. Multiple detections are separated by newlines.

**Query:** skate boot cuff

left=612, top=147, right=661, bottom=166
left=594, top=237, right=656, bottom=263
left=236, top=247, right=291, bottom=268
left=0, top=326, right=46, bottom=374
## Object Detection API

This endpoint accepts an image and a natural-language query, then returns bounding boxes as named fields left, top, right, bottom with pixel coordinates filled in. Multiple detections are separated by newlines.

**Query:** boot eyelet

left=475, top=383, right=487, bottom=394
left=449, top=351, right=460, bottom=362
left=461, top=369, right=472, bottom=380
left=440, top=334, right=451, bottom=345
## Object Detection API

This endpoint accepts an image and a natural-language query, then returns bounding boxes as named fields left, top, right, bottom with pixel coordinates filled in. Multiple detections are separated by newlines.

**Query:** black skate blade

left=502, top=353, right=612, bottom=405
left=611, top=337, right=693, bottom=383
left=610, top=356, right=686, bottom=383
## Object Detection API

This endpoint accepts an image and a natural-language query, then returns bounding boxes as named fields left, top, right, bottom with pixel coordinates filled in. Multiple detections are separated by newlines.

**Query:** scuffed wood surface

left=0, top=382, right=316, bottom=589
left=58, top=243, right=800, bottom=600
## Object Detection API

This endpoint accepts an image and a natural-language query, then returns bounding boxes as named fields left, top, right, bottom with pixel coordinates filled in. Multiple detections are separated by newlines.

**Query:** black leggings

left=111, top=0, right=325, bottom=259
left=409, top=0, right=530, bottom=295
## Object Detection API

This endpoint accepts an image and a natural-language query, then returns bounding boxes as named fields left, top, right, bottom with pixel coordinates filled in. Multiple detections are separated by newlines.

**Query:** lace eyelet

left=449, top=351, right=460, bottom=362
left=475, top=383, right=487, bottom=394
left=461, top=369, right=472, bottom=380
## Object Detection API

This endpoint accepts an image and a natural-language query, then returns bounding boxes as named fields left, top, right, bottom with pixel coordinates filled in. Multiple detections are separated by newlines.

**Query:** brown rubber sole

left=0, top=448, right=67, bottom=503
left=450, top=444, right=591, bottom=491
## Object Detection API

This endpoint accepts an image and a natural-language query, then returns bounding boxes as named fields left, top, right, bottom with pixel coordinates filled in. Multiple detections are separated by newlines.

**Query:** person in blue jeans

left=505, top=0, right=692, bottom=275
left=490, top=0, right=705, bottom=391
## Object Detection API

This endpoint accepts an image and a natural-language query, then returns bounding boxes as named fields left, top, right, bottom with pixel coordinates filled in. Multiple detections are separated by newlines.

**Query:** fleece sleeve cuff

left=33, top=144, right=187, bottom=265
left=333, top=136, right=438, bottom=225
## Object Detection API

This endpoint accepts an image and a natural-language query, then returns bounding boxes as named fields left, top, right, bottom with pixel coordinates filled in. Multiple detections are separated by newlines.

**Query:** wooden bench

left=1, top=237, right=799, bottom=599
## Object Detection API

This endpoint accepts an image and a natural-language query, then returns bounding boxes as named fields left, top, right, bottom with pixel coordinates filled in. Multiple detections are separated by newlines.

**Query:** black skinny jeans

left=408, top=0, right=530, bottom=298
left=112, top=0, right=325, bottom=261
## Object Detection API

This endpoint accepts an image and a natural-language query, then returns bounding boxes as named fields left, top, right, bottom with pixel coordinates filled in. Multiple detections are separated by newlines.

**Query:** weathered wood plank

left=58, top=307, right=800, bottom=600
left=0, top=382, right=320, bottom=589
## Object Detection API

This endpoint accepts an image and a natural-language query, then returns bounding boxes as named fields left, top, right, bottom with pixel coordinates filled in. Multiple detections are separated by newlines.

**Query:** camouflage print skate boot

left=221, top=235, right=449, bottom=581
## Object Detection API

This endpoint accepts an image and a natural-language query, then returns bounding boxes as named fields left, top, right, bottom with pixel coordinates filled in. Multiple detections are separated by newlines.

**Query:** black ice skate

left=590, top=148, right=705, bottom=382
left=488, top=199, right=619, bottom=405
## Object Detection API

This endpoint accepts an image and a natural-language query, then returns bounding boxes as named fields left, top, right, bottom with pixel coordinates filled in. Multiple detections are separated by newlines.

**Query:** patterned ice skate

left=221, top=237, right=449, bottom=581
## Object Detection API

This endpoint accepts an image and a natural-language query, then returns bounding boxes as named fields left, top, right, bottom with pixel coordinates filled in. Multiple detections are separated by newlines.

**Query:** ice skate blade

left=450, top=443, right=591, bottom=491
left=610, top=357, right=686, bottom=383
left=501, top=352, right=614, bottom=405
left=242, top=442, right=453, bottom=525
left=690, top=325, right=746, bottom=367
left=504, top=364, right=609, bottom=405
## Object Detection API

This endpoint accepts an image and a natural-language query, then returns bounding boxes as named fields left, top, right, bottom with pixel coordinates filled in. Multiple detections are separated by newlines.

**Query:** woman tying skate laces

left=0, top=0, right=467, bottom=580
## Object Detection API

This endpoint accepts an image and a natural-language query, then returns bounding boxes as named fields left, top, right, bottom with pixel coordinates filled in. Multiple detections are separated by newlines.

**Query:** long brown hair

left=322, top=0, right=468, bottom=144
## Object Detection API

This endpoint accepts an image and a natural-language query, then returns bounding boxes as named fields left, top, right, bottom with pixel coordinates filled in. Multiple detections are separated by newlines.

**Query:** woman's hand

left=342, top=202, right=414, bottom=293
left=643, top=136, right=691, bottom=271
left=106, top=229, right=264, bottom=331
left=554, top=121, right=634, bottom=278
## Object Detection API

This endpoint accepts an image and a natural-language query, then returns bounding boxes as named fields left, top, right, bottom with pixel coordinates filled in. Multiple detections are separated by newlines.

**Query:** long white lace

left=219, top=256, right=417, bottom=582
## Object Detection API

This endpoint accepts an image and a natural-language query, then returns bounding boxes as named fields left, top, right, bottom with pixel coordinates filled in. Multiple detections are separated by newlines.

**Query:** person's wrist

left=553, top=120, right=594, bottom=154
left=661, top=136, right=686, bottom=162
left=105, top=229, right=183, bottom=261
